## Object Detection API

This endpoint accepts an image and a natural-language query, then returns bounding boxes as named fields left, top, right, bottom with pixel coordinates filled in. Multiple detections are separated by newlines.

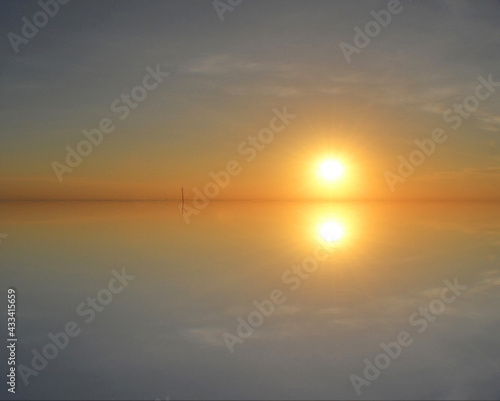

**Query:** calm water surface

left=1, top=201, right=499, bottom=400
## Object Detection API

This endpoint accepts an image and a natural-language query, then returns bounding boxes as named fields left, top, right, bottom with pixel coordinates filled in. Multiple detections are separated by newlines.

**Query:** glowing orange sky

left=1, top=1, right=499, bottom=201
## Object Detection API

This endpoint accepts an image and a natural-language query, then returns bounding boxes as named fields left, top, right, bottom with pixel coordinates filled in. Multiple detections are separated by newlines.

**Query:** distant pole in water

left=181, top=186, right=185, bottom=214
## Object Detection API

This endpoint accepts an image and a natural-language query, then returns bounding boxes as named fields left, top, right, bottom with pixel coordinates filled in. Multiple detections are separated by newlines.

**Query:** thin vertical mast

left=181, top=186, right=185, bottom=214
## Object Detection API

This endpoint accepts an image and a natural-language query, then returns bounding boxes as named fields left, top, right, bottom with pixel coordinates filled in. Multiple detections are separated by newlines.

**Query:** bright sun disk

left=320, top=160, right=344, bottom=181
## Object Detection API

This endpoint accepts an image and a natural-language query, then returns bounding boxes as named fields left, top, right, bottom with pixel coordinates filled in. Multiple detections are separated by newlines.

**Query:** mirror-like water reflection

left=1, top=201, right=499, bottom=400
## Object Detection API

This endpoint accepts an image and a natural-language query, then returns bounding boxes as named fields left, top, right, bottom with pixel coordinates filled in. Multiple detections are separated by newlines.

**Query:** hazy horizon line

left=1, top=198, right=500, bottom=203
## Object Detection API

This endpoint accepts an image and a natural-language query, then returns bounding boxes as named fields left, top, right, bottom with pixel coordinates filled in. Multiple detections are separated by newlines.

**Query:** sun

left=319, top=160, right=344, bottom=181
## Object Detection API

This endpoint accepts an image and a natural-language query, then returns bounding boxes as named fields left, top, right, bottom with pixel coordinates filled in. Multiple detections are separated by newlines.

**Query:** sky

left=0, top=0, right=499, bottom=200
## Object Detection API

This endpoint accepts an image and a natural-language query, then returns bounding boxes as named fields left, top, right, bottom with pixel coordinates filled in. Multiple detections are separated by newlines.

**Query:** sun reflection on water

left=318, top=220, right=345, bottom=244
